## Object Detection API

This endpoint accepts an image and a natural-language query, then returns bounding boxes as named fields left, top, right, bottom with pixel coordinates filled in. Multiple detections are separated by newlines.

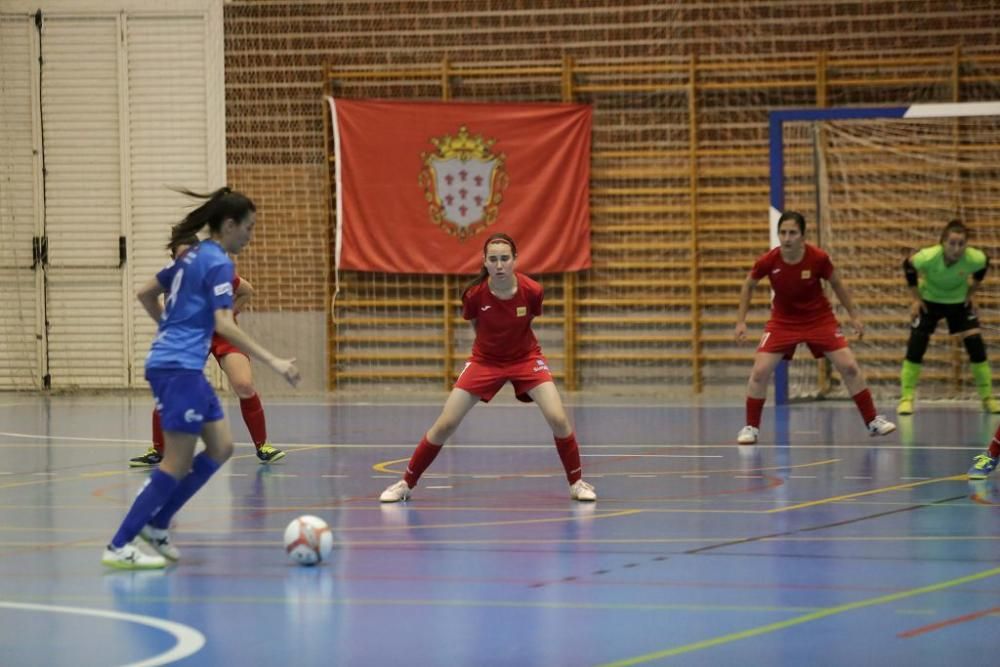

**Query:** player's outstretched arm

left=902, top=255, right=926, bottom=316
left=734, top=274, right=758, bottom=341
left=233, top=278, right=254, bottom=312
left=214, top=309, right=300, bottom=386
left=136, top=277, right=166, bottom=323
left=828, top=270, right=864, bottom=338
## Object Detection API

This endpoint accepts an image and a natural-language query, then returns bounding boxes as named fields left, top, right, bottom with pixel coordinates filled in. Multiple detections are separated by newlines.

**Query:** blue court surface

left=0, top=392, right=997, bottom=666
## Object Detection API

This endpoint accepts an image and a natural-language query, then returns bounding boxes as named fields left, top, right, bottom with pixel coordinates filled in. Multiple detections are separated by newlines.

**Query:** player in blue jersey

left=102, top=187, right=299, bottom=569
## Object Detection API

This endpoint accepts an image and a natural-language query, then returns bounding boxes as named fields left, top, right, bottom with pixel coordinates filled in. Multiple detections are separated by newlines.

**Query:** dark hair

left=777, top=210, right=806, bottom=235
left=167, top=187, right=255, bottom=252
left=168, top=233, right=200, bottom=259
left=939, top=218, right=968, bottom=243
left=461, top=232, right=517, bottom=295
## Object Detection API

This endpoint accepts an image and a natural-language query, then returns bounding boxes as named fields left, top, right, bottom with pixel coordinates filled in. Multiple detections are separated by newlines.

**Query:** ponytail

left=168, top=233, right=200, bottom=259
left=461, top=232, right=517, bottom=296
left=166, top=187, right=255, bottom=252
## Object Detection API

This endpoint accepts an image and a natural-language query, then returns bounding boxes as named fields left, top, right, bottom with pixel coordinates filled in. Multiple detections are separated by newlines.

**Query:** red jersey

left=751, top=243, right=835, bottom=324
left=462, top=272, right=543, bottom=364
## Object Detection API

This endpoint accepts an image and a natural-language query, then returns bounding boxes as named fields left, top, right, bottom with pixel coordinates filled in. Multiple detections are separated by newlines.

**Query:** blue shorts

left=145, top=368, right=224, bottom=435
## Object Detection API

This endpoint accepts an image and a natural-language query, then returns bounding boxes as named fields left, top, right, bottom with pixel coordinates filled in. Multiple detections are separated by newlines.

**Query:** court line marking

left=372, top=457, right=840, bottom=477
left=0, top=432, right=986, bottom=451
left=765, top=475, right=966, bottom=513
left=4, top=535, right=1000, bottom=549
left=897, top=605, right=1000, bottom=638
left=597, top=565, right=1000, bottom=667
left=584, top=454, right=724, bottom=458
left=0, top=600, right=205, bottom=667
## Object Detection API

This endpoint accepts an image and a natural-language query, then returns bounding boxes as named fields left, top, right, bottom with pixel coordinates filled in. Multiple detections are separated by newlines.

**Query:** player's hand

left=734, top=321, right=748, bottom=341
left=909, top=300, right=927, bottom=319
left=850, top=317, right=864, bottom=339
left=272, top=357, right=300, bottom=387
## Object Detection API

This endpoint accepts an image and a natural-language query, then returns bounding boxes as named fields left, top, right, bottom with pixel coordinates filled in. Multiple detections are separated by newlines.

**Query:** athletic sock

left=404, top=435, right=443, bottom=488
left=240, top=393, right=268, bottom=447
left=152, top=409, right=165, bottom=455
left=554, top=432, right=583, bottom=484
left=746, top=397, right=765, bottom=428
left=110, top=469, right=178, bottom=548
left=852, top=388, right=878, bottom=424
left=148, top=452, right=221, bottom=530
left=970, top=361, right=994, bottom=401
left=900, top=360, right=921, bottom=401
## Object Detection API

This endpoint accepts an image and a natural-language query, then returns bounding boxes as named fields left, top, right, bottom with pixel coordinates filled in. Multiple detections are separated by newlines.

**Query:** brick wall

left=224, top=0, right=1000, bottom=314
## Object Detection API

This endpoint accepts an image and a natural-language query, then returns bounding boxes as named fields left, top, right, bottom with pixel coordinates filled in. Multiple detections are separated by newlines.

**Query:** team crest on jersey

left=516, top=306, right=527, bottom=317
left=419, top=126, right=509, bottom=241
left=801, top=270, right=811, bottom=279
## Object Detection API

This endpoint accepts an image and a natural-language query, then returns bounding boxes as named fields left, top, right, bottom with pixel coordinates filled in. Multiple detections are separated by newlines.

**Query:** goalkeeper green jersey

left=911, top=244, right=988, bottom=304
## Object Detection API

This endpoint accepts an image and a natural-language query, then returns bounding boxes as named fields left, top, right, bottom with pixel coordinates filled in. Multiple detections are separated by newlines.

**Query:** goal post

left=769, top=101, right=1000, bottom=405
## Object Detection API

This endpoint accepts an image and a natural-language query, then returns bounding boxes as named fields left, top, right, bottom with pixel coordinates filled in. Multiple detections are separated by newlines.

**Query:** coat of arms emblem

left=419, top=126, right=508, bottom=240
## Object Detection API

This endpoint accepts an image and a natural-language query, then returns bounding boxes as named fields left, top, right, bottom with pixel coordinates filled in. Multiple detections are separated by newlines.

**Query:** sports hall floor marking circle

left=0, top=600, right=205, bottom=666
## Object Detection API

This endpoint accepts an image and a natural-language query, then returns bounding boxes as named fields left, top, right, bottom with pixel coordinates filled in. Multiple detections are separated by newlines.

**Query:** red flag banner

left=328, top=98, right=591, bottom=274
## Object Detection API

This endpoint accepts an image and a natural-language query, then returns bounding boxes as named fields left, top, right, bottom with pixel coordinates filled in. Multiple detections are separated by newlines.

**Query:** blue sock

left=110, top=469, right=179, bottom=548
left=148, top=452, right=221, bottom=530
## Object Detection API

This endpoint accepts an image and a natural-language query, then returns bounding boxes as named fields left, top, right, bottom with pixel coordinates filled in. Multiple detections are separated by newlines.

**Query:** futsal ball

left=283, top=515, right=334, bottom=566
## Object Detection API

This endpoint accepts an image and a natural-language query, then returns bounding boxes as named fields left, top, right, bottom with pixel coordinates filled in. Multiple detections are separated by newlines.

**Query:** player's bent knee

left=838, top=363, right=861, bottom=381
left=209, top=440, right=234, bottom=463
left=549, top=416, right=572, bottom=436
left=963, top=333, right=987, bottom=363
left=230, top=381, right=256, bottom=398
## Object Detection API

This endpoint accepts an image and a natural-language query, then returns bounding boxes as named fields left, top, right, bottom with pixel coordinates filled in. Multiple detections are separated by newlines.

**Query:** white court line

left=425, top=485, right=453, bottom=489
left=0, top=431, right=985, bottom=452
left=583, top=454, right=723, bottom=458
left=0, top=600, right=205, bottom=666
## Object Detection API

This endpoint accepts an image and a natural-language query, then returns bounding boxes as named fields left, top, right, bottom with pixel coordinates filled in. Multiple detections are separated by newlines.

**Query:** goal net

left=773, top=102, right=1000, bottom=403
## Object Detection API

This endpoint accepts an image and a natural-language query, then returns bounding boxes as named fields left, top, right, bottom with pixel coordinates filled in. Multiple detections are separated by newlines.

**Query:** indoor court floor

left=0, top=391, right=997, bottom=666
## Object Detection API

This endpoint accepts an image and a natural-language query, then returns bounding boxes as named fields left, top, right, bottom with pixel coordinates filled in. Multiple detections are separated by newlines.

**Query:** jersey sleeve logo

left=214, top=283, right=234, bottom=297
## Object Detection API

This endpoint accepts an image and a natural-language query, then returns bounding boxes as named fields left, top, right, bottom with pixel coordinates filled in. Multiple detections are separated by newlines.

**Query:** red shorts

left=758, top=319, right=849, bottom=360
left=210, top=333, right=245, bottom=361
left=454, top=355, right=554, bottom=403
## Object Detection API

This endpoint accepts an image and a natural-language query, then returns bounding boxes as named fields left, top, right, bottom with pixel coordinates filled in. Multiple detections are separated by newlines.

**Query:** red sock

left=404, top=435, right=443, bottom=488
left=554, top=433, right=583, bottom=484
left=989, top=425, right=1000, bottom=458
left=852, top=388, right=877, bottom=424
left=746, top=397, right=765, bottom=428
left=240, top=393, right=268, bottom=447
left=152, top=408, right=164, bottom=455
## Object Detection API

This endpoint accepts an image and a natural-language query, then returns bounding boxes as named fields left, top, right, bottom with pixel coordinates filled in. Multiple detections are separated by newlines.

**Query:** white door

left=41, top=14, right=129, bottom=388
left=0, top=1, right=225, bottom=390
left=0, top=14, right=45, bottom=390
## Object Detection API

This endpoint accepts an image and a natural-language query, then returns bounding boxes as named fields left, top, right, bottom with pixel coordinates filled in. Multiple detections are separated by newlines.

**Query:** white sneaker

left=101, top=540, right=167, bottom=570
left=867, top=415, right=896, bottom=436
left=569, top=479, right=597, bottom=501
left=379, top=480, right=412, bottom=503
left=737, top=425, right=759, bottom=444
left=140, top=525, right=180, bottom=561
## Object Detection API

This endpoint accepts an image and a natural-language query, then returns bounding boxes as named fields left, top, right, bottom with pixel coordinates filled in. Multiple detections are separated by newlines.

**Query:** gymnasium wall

left=223, top=1, right=1000, bottom=396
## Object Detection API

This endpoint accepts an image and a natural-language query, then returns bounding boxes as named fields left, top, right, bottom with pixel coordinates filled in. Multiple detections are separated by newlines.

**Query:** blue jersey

left=145, top=240, right=235, bottom=371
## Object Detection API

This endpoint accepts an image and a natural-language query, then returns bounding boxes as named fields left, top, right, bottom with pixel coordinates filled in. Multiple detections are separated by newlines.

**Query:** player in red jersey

left=129, top=235, right=285, bottom=467
left=379, top=232, right=596, bottom=502
left=733, top=210, right=895, bottom=444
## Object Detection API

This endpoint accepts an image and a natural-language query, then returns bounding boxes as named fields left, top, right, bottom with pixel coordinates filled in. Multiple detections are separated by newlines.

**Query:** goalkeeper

left=899, top=219, right=998, bottom=414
